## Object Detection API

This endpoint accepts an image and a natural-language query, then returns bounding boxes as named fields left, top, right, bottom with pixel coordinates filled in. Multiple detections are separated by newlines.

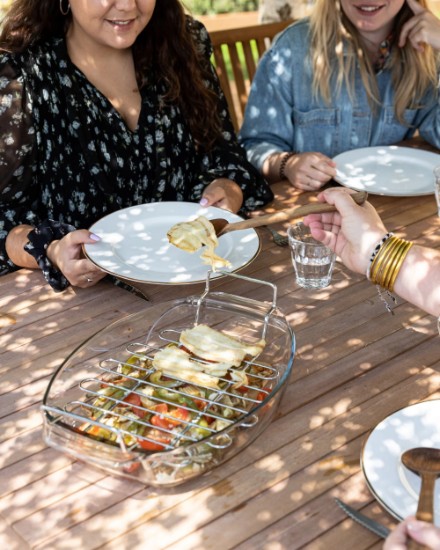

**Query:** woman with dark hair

left=240, top=0, right=440, bottom=190
left=0, top=0, right=273, bottom=291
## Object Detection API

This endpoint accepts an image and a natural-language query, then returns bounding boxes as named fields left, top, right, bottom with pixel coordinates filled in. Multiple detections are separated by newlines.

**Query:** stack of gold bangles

left=369, top=235, right=413, bottom=292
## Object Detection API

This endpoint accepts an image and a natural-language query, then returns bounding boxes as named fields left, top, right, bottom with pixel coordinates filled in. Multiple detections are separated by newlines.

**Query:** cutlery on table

left=210, top=190, right=368, bottom=236
left=401, top=447, right=440, bottom=550
left=335, top=498, right=391, bottom=539
left=264, top=225, right=288, bottom=247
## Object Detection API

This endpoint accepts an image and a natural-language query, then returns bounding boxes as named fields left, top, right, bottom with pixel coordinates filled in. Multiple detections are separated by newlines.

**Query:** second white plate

left=361, top=400, right=440, bottom=523
left=84, top=202, right=260, bottom=284
left=333, top=146, right=440, bottom=196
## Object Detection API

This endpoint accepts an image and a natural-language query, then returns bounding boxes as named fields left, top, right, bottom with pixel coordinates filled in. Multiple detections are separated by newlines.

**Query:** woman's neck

left=359, top=33, right=389, bottom=64
left=65, top=29, right=141, bottom=132
left=66, top=31, right=133, bottom=75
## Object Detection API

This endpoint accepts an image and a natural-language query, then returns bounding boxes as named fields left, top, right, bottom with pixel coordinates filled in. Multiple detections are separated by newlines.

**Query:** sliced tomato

left=151, top=405, right=191, bottom=429
left=167, top=407, right=191, bottom=426
left=137, top=429, right=171, bottom=451
left=151, top=403, right=170, bottom=429
left=122, top=392, right=146, bottom=418
left=256, top=386, right=272, bottom=402
left=152, top=403, right=168, bottom=414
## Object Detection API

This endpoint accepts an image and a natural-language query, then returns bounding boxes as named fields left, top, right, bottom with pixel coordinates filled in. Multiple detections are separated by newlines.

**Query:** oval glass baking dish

left=42, top=272, right=296, bottom=486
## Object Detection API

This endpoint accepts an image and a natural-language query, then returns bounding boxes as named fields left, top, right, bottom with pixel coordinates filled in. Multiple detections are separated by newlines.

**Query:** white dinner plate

left=333, top=146, right=440, bottom=196
left=361, top=400, right=440, bottom=523
left=84, top=202, right=260, bottom=284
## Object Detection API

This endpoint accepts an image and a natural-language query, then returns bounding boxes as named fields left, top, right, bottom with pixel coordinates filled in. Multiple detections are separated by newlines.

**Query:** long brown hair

left=309, top=0, right=439, bottom=123
left=0, top=0, right=223, bottom=149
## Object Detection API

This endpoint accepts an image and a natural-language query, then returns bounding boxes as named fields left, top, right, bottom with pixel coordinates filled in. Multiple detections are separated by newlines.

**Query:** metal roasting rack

left=42, top=271, right=295, bottom=485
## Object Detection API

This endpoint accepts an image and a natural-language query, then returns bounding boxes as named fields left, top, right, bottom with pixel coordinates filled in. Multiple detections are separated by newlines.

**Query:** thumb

left=67, top=229, right=101, bottom=245
left=200, top=188, right=224, bottom=208
left=78, top=229, right=101, bottom=244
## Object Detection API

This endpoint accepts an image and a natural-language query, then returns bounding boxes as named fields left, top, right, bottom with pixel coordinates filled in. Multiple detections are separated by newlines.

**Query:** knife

left=335, top=498, right=391, bottom=539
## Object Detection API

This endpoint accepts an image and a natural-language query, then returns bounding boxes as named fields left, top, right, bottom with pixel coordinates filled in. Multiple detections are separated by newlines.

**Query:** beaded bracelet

left=24, top=219, right=76, bottom=292
left=279, top=152, right=296, bottom=181
left=366, top=232, right=394, bottom=280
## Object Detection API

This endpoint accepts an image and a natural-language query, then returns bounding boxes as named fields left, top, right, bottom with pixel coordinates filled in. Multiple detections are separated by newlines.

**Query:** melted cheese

left=180, top=324, right=266, bottom=366
left=167, top=216, right=231, bottom=270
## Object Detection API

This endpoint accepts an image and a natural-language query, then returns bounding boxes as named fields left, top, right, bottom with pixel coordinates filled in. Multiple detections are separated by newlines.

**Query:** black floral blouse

left=0, top=19, right=273, bottom=277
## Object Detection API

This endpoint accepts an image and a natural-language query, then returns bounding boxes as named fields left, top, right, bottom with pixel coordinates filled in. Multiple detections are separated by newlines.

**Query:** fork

left=264, top=226, right=288, bottom=247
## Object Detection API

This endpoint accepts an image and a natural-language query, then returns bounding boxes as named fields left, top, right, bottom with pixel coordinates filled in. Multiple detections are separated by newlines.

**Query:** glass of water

left=287, top=222, right=336, bottom=289
left=434, top=166, right=440, bottom=217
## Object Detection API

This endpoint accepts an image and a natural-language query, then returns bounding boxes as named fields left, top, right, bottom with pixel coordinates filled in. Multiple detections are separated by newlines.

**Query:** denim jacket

left=239, top=19, right=440, bottom=170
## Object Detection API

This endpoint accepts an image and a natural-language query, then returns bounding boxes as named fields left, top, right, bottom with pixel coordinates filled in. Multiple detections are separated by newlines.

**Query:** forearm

left=262, top=152, right=292, bottom=184
left=5, top=225, right=38, bottom=269
left=392, top=244, right=440, bottom=317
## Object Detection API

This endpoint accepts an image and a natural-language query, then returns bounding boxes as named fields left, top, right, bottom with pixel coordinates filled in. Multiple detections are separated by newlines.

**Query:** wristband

left=279, top=152, right=296, bottom=181
left=24, top=219, right=75, bottom=292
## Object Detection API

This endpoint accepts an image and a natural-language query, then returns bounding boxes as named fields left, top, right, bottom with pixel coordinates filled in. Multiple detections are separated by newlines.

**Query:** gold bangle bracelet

left=370, top=236, right=398, bottom=282
left=381, top=240, right=409, bottom=290
left=370, top=237, right=400, bottom=284
left=388, top=241, right=413, bottom=292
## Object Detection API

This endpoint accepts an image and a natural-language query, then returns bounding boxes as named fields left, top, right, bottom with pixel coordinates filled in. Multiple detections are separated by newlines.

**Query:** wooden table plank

left=1, top=165, right=439, bottom=549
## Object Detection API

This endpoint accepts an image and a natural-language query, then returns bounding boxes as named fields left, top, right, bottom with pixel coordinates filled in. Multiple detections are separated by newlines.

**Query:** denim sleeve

left=415, top=81, right=440, bottom=148
left=239, top=39, right=296, bottom=171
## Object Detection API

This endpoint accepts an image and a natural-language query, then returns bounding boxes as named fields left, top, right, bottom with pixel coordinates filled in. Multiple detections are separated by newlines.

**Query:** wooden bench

left=209, top=20, right=293, bottom=132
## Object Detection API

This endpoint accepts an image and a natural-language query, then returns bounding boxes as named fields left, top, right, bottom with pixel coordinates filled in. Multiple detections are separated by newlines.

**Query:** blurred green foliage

left=1, top=1, right=256, bottom=19
left=184, top=0, right=258, bottom=15
left=1, top=1, right=256, bottom=20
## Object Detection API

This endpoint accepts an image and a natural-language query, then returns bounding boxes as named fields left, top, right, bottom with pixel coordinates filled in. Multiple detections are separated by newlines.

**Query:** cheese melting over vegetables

left=152, top=324, right=266, bottom=389
left=180, top=324, right=266, bottom=366
left=167, top=216, right=231, bottom=270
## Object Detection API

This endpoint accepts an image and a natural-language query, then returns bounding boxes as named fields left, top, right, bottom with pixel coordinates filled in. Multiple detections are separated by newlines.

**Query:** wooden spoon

left=401, top=447, right=440, bottom=550
left=210, top=190, right=368, bottom=236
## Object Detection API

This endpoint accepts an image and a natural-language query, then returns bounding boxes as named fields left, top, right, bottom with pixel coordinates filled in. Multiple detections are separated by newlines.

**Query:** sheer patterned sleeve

left=188, top=20, right=274, bottom=211
left=0, top=57, right=37, bottom=274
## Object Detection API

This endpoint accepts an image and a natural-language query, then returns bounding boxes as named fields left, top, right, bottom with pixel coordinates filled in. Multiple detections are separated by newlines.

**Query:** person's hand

left=200, top=178, right=244, bottom=213
left=302, top=187, right=387, bottom=274
left=399, top=0, right=440, bottom=52
left=283, top=152, right=337, bottom=191
left=384, top=516, right=440, bottom=549
left=47, top=229, right=107, bottom=288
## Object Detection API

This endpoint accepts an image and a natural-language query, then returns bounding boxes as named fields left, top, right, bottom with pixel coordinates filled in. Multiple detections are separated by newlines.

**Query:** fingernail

left=199, top=198, right=209, bottom=206
left=90, top=233, right=101, bottom=241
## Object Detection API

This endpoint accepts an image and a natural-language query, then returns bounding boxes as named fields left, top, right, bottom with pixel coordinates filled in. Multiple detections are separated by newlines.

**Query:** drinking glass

left=287, top=223, right=336, bottom=289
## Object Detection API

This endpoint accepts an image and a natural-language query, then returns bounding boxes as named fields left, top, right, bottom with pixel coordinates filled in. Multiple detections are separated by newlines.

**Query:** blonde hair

left=309, top=0, right=439, bottom=123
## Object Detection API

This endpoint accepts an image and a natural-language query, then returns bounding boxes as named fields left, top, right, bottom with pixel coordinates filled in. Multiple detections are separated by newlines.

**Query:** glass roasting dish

left=42, top=272, right=296, bottom=486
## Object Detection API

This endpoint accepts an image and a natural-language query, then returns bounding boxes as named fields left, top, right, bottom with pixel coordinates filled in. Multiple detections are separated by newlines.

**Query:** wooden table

left=1, top=179, right=440, bottom=549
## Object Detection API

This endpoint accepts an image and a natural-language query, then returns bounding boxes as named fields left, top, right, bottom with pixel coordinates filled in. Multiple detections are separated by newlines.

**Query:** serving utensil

left=335, top=498, right=391, bottom=538
left=401, top=447, right=440, bottom=550
left=210, top=190, right=368, bottom=236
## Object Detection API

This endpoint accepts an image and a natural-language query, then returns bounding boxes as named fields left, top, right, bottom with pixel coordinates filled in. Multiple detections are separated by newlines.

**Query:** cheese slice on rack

left=180, top=324, right=266, bottom=366
left=167, top=216, right=231, bottom=270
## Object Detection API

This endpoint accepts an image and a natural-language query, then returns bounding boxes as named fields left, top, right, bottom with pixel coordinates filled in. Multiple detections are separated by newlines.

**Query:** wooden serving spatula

left=401, top=447, right=440, bottom=550
left=211, top=190, right=368, bottom=236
